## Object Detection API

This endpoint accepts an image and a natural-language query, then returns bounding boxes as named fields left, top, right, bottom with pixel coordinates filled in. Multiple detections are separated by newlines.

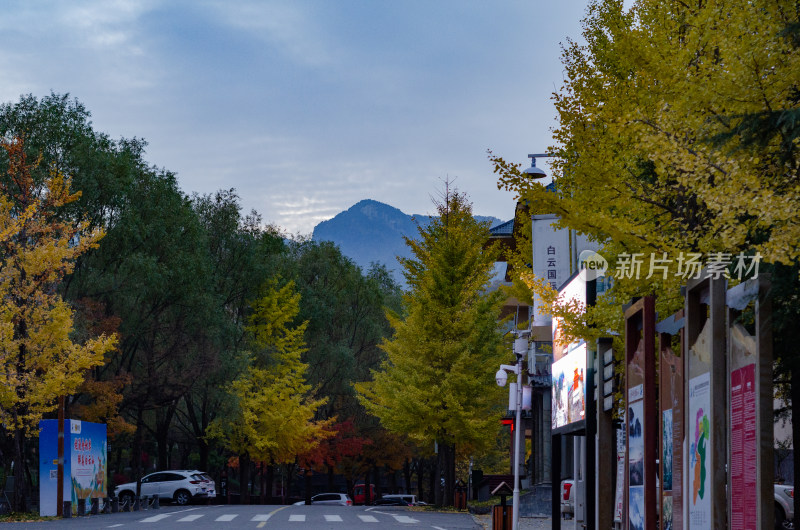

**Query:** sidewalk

left=471, top=514, right=555, bottom=529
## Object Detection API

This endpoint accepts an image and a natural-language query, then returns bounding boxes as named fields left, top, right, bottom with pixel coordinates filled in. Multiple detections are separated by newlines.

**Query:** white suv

left=115, top=470, right=215, bottom=506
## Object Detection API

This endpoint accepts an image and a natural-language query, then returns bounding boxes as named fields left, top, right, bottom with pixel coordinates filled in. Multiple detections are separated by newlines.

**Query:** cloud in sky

left=1, top=0, right=587, bottom=234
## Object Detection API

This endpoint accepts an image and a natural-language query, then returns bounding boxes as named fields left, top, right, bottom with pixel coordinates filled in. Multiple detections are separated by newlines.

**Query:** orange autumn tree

left=0, top=137, right=116, bottom=511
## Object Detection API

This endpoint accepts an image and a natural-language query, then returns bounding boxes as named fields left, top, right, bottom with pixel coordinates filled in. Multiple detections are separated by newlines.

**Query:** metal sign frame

left=684, top=273, right=727, bottom=529
left=624, top=296, right=656, bottom=530
left=726, top=275, right=773, bottom=529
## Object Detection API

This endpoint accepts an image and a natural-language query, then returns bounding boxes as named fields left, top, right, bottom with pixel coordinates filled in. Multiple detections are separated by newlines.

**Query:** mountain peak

left=312, top=200, right=504, bottom=282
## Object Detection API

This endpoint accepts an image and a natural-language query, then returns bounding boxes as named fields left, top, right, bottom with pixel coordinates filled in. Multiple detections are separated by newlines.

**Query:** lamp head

left=495, top=368, right=508, bottom=387
left=523, top=156, right=547, bottom=178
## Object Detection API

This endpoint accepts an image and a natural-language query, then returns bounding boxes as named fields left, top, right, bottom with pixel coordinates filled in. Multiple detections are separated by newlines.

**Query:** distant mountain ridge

left=312, top=199, right=504, bottom=282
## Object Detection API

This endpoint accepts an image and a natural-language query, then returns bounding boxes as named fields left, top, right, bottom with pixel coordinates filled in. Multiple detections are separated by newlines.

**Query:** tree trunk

left=12, top=426, right=27, bottom=513
left=434, top=451, right=444, bottom=506
left=155, top=404, right=176, bottom=471
left=792, top=367, right=800, bottom=522
left=133, top=407, right=144, bottom=498
left=304, top=470, right=312, bottom=504
left=284, top=462, right=295, bottom=504
left=267, top=461, right=274, bottom=503
left=373, top=467, right=382, bottom=499
left=416, top=459, right=424, bottom=501
left=428, top=458, right=436, bottom=505
left=239, top=453, right=250, bottom=505
left=259, top=462, right=266, bottom=504
left=327, top=464, right=335, bottom=492
left=444, top=443, right=455, bottom=506
left=403, top=458, right=411, bottom=494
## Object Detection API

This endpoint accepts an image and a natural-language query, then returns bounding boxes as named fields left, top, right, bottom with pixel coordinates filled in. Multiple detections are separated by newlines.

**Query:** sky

left=0, top=0, right=590, bottom=235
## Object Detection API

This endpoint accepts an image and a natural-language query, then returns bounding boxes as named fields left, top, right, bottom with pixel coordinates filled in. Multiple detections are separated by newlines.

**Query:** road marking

left=108, top=525, right=124, bottom=528
left=393, top=514, right=419, bottom=524
left=289, top=514, right=306, bottom=522
left=257, top=524, right=266, bottom=528
left=140, top=513, right=173, bottom=522
left=358, top=515, right=379, bottom=522
left=324, top=514, right=343, bottom=522
left=251, top=514, right=272, bottom=521
left=215, top=514, right=238, bottom=521
left=177, top=514, right=204, bottom=522
left=433, top=527, right=447, bottom=530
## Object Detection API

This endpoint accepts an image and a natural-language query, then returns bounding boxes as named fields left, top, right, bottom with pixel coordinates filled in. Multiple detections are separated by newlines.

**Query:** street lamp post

left=496, top=332, right=529, bottom=530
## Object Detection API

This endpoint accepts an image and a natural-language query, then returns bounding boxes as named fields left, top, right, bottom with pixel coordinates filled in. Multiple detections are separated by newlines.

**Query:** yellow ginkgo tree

left=207, top=279, right=331, bottom=504
left=0, top=137, right=116, bottom=511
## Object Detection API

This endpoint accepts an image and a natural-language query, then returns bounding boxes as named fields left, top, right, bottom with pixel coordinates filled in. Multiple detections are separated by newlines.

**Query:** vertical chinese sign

left=624, top=296, right=656, bottom=530
left=726, top=277, right=773, bottom=529
left=40, top=419, right=107, bottom=516
left=532, top=214, right=570, bottom=324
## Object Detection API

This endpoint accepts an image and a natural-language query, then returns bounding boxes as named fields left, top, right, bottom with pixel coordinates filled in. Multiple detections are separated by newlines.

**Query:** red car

left=353, top=483, right=375, bottom=505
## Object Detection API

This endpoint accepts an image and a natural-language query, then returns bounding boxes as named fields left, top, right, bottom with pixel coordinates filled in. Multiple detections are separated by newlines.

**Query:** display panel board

left=551, top=274, right=587, bottom=363
left=551, top=342, right=586, bottom=432
left=685, top=273, right=727, bottom=529
left=726, top=277, right=773, bottom=529
left=658, top=312, right=685, bottom=530
left=40, top=419, right=107, bottom=516
left=625, top=297, right=656, bottom=530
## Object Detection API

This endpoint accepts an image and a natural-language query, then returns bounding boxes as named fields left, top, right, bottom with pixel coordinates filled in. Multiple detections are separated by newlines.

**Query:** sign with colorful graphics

left=39, top=419, right=107, bottom=516
left=688, top=373, right=711, bottom=527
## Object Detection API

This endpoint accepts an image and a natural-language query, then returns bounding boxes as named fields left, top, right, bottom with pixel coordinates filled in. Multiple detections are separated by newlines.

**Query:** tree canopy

left=0, top=137, right=116, bottom=510
left=357, top=188, right=507, bottom=505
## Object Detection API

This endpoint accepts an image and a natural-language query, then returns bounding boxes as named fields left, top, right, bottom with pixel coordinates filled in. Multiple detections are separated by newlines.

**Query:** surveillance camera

left=495, top=369, right=508, bottom=387
left=513, top=337, right=528, bottom=357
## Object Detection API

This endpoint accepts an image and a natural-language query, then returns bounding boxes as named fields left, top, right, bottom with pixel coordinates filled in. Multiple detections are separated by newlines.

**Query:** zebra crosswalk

left=138, top=510, right=421, bottom=525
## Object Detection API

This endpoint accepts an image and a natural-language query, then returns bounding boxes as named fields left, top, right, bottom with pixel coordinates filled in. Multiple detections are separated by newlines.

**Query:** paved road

left=4, top=505, right=481, bottom=529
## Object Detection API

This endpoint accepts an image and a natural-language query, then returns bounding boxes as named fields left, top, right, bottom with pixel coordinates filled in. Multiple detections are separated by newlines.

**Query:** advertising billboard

left=551, top=341, right=587, bottom=433
left=551, top=274, right=587, bottom=363
left=39, top=419, right=107, bottom=516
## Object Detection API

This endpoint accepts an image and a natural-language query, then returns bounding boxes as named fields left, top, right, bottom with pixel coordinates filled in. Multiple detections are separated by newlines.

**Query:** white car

left=775, top=483, right=794, bottom=529
left=115, top=470, right=215, bottom=506
left=294, top=493, right=353, bottom=506
left=381, top=494, right=418, bottom=505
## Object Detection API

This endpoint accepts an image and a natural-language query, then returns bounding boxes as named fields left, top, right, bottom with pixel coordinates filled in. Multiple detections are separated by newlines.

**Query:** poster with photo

left=629, top=485, right=645, bottom=530
left=628, top=399, right=644, bottom=487
left=688, top=373, right=711, bottom=529
left=663, top=494, right=674, bottom=530
left=551, top=342, right=586, bottom=430
left=662, top=408, right=673, bottom=492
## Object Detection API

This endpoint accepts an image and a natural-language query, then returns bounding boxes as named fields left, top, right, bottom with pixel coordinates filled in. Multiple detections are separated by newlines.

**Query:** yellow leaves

left=0, top=136, right=115, bottom=434
left=209, top=279, right=329, bottom=463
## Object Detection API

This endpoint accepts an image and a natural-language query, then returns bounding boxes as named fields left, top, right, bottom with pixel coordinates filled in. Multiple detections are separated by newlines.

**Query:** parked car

left=114, top=470, right=215, bottom=506
left=372, top=497, right=411, bottom=506
left=382, top=494, right=418, bottom=505
left=353, top=483, right=375, bottom=505
left=293, top=493, right=353, bottom=506
left=560, top=479, right=574, bottom=519
left=775, top=483, right=794, bottom=529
